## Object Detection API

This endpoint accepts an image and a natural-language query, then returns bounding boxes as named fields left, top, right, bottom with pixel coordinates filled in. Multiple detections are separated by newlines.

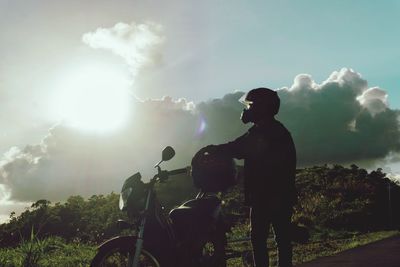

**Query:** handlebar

left=153, top=167, right=190, bottom=183
left=167, top=167, right=189, bottom=176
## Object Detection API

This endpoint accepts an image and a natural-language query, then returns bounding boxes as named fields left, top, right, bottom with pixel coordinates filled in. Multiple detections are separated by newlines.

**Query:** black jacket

left=216, top=119, right=297, bottom=209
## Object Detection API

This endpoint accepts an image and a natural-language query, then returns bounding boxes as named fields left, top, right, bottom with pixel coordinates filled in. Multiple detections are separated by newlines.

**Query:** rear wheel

left=91, top=236, right=160, bottom=267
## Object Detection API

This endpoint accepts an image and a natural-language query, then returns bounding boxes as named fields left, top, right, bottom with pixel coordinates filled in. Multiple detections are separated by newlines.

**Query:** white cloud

left=141, top=96, right=196, bottom=112
left=278, top=68, right=400, bottom=165
left=0, top=97, right=202, bottom=203
left=322, top=68, right=368, bottom=92
left=82, top=22, right=164, bottom=76
left=0, top=69, right=399, bottom=221
left=290, top=74, right=318, bottom=91
left=357, top=87, right=388, bottom=115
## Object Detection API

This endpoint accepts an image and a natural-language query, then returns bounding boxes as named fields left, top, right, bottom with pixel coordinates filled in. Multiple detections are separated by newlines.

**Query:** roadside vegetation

left=226, top=223, right=399, bottom=266
left=0, top=235, right=95, bottom=267
left=1, top=164, right=399, bottom=266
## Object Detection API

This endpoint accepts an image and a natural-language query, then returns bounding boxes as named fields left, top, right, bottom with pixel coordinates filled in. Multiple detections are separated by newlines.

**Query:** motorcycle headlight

left=119, top=187, right=133, bottom=210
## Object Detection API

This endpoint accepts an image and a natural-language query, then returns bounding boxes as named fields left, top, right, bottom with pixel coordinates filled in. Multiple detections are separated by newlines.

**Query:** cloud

left=0, top=185, right=30, bottom=223
left=82, top=22, right=164, bottom=76
left=0, top=68, right=399, bottom=207
left=0, top=97, right=201, bottom=202
left=357, top=87, right=388, bottom=115
left=278, top=68, right=400, bottom=165
left=391, top=173, right=400, bottom=183
left=196, top=92, right=249, bottom=142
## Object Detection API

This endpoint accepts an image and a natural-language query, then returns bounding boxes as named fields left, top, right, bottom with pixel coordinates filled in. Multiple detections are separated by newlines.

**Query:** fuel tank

left=169, top=196, right=222, bottom=240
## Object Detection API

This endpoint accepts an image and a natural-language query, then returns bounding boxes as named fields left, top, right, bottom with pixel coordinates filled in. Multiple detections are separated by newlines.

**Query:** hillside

left=1, top=164, right=399, bottom=246
left=0, top=164, right=399, bottom=266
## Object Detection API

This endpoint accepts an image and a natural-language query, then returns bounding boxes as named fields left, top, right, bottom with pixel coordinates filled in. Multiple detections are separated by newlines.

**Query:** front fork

left=128, top=188, right=153, bottom=267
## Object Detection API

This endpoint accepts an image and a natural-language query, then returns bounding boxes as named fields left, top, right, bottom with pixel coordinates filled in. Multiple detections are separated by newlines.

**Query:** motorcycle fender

left=97, top=235, right=137, bottom=250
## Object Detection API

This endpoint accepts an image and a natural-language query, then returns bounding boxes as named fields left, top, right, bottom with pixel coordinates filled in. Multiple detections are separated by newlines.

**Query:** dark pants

left=250, top=206, right=293, bottom=267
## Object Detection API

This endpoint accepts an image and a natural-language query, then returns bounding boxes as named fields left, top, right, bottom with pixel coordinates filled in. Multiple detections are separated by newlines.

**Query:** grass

left=292, top=230, right=399, bottom=265
left=0, top=229, right=398, bottom=266
left=0, top=236, right=95, bottom=267
left=225, top=223, right=400, bottom=266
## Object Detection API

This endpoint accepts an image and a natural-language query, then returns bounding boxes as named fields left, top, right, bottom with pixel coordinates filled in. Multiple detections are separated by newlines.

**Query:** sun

left=52, top=63, right=132, bottom=133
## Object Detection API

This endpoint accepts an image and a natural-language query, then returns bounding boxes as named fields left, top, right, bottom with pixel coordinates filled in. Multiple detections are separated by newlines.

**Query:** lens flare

left=196, top=117, right=207, bottom=136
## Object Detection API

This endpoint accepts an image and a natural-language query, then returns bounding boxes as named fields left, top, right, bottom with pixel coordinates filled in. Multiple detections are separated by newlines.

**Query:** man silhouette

left=207, top=88, right=297, bottom=267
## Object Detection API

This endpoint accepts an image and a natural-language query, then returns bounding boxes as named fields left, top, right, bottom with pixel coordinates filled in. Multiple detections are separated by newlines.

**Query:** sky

left=0, top=0, right=399, bottom=223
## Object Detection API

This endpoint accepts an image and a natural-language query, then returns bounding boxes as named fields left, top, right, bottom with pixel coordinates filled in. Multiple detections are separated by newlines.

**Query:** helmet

left=239, top=88, right=280, bottom=124
left=191, top=147, right=237, bottom=192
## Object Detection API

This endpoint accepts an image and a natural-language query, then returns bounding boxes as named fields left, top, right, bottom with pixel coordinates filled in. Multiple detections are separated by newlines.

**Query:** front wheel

left=91, top=236, right=160, bottom=267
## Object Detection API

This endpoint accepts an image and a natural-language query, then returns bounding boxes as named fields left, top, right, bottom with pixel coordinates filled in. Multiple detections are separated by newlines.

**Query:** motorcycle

left=90, top=146, right=227, bottom=267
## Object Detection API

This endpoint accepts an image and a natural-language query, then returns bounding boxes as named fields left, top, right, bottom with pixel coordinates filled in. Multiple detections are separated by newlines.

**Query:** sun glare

left=52, top=63, right=132, bottom=133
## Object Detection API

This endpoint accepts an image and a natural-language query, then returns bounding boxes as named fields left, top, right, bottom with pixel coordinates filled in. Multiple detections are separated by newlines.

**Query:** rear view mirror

left=162, top=146, right=175, bottom=161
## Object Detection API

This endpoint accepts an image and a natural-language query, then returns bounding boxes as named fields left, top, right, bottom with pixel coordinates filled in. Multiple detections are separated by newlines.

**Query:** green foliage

left=223, top=164, right=400, bottom=233
left=0, top=164, right=399, bottom=266
left=293, top=164, right=400, bottom=231
left=0, top=230, right=397, bottom=267
left=0, top=236, right=95, bottom=267
left=0, top=193, right=127, bottom=247
left=19, top=227, right=48, bottom=267
left=0, top=164, right=399, bottom=254
left=291, top=231, right=400, bottom=265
